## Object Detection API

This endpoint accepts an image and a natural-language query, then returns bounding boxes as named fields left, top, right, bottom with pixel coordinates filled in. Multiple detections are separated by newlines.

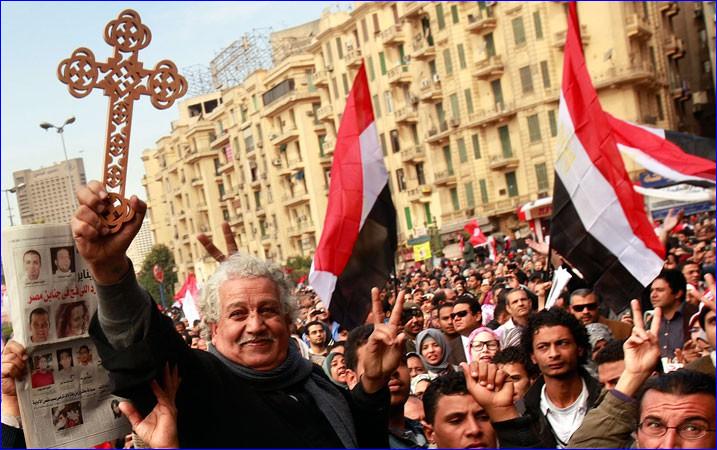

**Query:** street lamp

left=40, top=116, right=77, bottom=209
left=3, top=183, right=25, bottom=226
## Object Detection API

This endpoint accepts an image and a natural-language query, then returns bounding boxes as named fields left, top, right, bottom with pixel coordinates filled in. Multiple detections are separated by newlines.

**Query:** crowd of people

left=1, top=182, right=715, bottom=448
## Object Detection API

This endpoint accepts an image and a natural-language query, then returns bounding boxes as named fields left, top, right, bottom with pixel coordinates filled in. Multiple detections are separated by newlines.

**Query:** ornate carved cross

left=58, top=9, right=187, bottom=233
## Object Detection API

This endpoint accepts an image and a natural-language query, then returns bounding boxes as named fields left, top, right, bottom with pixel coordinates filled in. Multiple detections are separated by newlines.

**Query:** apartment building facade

left=144, top=2, right=688, bottom=279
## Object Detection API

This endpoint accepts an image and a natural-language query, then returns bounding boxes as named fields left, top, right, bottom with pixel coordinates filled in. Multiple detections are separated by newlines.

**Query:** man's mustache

left=238, top=334, right=277, bottom=345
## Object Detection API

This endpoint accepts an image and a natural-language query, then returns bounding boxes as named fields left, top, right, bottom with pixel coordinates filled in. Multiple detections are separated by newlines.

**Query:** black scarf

left=208, top=342, right=358, bottom=447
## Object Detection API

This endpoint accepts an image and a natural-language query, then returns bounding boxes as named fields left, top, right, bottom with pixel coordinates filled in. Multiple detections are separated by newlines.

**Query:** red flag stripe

left=561, top=3, right=664, bottom=260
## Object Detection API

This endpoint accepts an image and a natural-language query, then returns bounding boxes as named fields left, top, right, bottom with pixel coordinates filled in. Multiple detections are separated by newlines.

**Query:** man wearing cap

left=686, top=300, right=716, bottom=377
left=402, top=302, right=424, bottom=353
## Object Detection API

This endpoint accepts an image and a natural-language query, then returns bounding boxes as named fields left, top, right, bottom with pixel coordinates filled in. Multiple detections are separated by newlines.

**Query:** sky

left=1, top=1, right=344, bottom=228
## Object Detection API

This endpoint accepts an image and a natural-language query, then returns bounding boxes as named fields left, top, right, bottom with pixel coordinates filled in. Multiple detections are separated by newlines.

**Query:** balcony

left=255, top=205, right=266, bottom=217
left=483, top=194, right=531, bottom=216
left=314, top=70, right=328, bottom=87
left=269, top=127, right=300, bottom=147
left=625, top=14, right=651, bottom=40
left=659, top=2, right=679, bottom=17
left=411, top=35, right=435, bottom=60
left=262, top=89, right=321, bottom=118
left=287, top=157, right=304, bottom=171
left=381, top=23, right=405, bottom=45
left=553, top=24, right=590, bottom=49
left=346, top=48, right=363, bottom=68
left=592, top=62, right=657, bottom=90
left=405, top=184, right=431, bottom=203
left=401, top=2, right=424, bottom=20
left=191, top=177, right=203, bottom=187
left=323, top=136, right=336, bottom=154
left=466, top=9, right=496, bottom=34
left=426, top=121, right=450, bottom=144
left=394, top=105, right=418, bottom=124
left=466, top=101, right=517, bottom=128
left=209, top=131, right=230, bottom=149
left=418, top=78, right=442, bottom=102
left=317, top=104, right=333, bottom=122
left=441, top=209, right=470, bottom=224
left=400, top=144, right=426, bottom=163
left=434, top=169, right=457, bottom=186
left=670, top=81, right=690, bottom=101
left=282, top=190, right=310, bottom=207
left=228, top=212, right=244, bottom=227
left=663, top=36, right=685, bottom=59
left=489, top=154, right=520, bottom=171
left=319, top=150, right=333, bottom=166
left=217, top=160, right=234, bottom=174
left=387, top=64, right=411, bottom=85
left=473, top=55, right=504, bottom=80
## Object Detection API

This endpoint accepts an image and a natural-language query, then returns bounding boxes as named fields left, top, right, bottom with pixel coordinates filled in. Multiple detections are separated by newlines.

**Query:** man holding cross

left=71, top=181, right=406, bottom=447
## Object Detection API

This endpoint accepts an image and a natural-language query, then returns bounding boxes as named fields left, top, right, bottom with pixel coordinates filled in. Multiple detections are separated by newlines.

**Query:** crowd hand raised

left=119, top=364, right=180, bottom=449
left=71, top=181, right=146, bottom=285
left=661, top=208, right=684, bottom=235
left=360, top=288, right=407, bottom=394
left=525, top=238, right=549, bottom=256
left=1, top=341, right=28, bottom=417
left=461, top=361, right=518, bottom=423
left=615, top=299, right=662, bottom=398
left=196, top=221, right=238, bottom=263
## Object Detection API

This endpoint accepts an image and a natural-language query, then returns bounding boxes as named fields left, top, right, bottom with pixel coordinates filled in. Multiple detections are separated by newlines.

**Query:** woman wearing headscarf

left=415, top=329, right=454, bottom=377
left=321, top=350, right=348, bottom=389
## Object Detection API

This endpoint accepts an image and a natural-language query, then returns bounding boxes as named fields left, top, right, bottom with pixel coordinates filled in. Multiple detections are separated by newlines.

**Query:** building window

left=384, top=91, right=394, bottom=113
left=655, top=94, right=664, bottom=121
left=457, top=44, right=467, bottom=69
left=527, top=114, right=542, bottom=143
left=535, top=163, right=549, bottom=191
left=505, top=172, right=519, bottom=197
left=372, top=13, right=380, bottom=36
left=548, top=110, right=557, bottom=137
left=416, top=162, right=426, bottom=185
left=411, top=124, right=419, bottom=145
left=498, top=125, right=513, bottom=157
left=471, top=133, right=481, bottom=159
left=533, top=11, right=543, bottom=39
left=484, top=33, right=496, bottom=57
left=464, top=89, right=474, bottom=114
left=342, top=73, right=349, bottom=96
left=512, top=17, right=526, bottom=46
left=451, top=4, right=460, bottom=23
left=361, top=18, right=369, bottom=42
left=372, top=94, right=381, bottom=118
left=332, top=78, right=339, bottom=99
left=396, top=168, right=406, bottom=191
left=379, top=132, right=388, bottom=156
left=465, top=182, right=475, bottom=208
left=540, top=61, right=551, bottom=88
left=325, top=43, right=333, bottom=64
left=379, top=51, right=387, bottom=75
left=424, top=203, right=432, bottom=224
left=336, top=37, right=343, bottom=59
left=457, top=137, right=468, bottom=163
left=449, top=93, right=460, bottom=119
left=367, top=56, right=376, bottom=81
left=519, top=66, right=534, bottom=94
left=436, top=3, right=446, bottom=30
left=404, top=206, right=413, bottom=230
left=479, top=179, right=489, bottom=204
left=443, top=49, right=453, bottom=75
left=450, top=188, right=460, bottom=211
left=442, top=145, right=454, bottom=174
left=491, top=79, right=504, bottom=107
left=390, top=129, right=400, bottom=153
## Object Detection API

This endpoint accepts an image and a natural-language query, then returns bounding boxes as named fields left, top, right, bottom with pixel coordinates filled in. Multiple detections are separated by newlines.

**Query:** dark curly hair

left=593, top=339, right=625, bottom=366
left=492, top=345, right=539, bottom=379
left=423, top=370, right=469, bottom=425
left=521, top=307, right=591, bottom=366
left=344, top=324, right=374, bottom=371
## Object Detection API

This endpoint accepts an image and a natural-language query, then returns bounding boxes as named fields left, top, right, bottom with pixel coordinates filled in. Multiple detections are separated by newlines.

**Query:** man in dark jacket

left=72, top=181, right=406, bottom=447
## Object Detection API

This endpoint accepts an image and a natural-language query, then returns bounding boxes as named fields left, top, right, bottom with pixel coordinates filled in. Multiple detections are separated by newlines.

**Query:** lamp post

left=2, top=183, right=25, bottom=226
left=39, top=116, right=77, bottom=210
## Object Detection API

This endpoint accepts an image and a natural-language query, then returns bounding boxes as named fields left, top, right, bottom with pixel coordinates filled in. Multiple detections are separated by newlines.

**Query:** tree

left=284, top=255, right=312, bottom=284
left=137, top=244, right=178, bottom=306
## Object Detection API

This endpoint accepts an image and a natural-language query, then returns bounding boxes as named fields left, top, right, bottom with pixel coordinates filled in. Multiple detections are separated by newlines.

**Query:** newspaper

left=2, top=224, right=131, bottom=448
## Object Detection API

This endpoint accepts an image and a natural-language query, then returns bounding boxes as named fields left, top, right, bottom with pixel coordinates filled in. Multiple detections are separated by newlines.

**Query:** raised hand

left=72, top=181, right=146, bottom=284
left=615, top=299, right=661, bottom=397
left=461, top=361, right=517, bottom=422
left=2, top=341, right=28, bottom=419
left=360, top=287, right=406, bottom=394
left=196, top=221, right=238, bottom=263
left=525, top=238, right=549, bottom=256
left=119, top=364, right=181, bottom=449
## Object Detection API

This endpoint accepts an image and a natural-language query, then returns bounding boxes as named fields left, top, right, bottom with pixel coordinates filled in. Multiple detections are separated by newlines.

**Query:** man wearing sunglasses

left=447, top=297, right=482, bottom=366
left=568, top=289, right=632, bottom=340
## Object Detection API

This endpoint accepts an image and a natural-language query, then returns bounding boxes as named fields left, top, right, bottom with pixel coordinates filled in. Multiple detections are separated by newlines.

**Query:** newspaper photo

left=2, top=224, right=132, bottom=448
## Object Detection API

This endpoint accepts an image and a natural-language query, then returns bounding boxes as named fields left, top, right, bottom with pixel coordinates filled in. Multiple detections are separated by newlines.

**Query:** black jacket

left=90, top=305, right=390, bottom=448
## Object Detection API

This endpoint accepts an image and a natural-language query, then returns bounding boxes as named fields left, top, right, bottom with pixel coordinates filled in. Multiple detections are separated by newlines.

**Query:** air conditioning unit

left=269, top=133, right=278, bottom=140
left=420, top=79, right=431, bottom=89
left=409, top=95, right=419, bottom=105
left=326, top=63, right=334, bottom=72
left=402, top=54, right=411, bottom=64
left=346, top=42, right=354, bottom=51
left=306, top=110, right=315, bottom=117
left=433, top=73, right=441, bottom=82
left=256, top=141, right=263, bottom=148
left=272, top=159, right=282, bottom=167
left=450, top=117, right=460, bottom=127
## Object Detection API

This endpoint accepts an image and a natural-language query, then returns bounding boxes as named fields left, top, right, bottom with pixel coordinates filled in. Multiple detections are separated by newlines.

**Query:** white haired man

left=70, top=181, right=405, bottom=447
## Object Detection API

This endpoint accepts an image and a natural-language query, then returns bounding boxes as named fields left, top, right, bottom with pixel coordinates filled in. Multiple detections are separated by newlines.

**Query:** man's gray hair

left=197, top=253, right=296, bottom=337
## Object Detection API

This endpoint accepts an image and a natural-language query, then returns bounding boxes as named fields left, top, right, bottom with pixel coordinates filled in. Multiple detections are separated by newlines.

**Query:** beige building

left=144, top=2, right=689, bottom=276
left=126, top=218, right=155, bottom=273
left=13, top=158, right=86, bottom=225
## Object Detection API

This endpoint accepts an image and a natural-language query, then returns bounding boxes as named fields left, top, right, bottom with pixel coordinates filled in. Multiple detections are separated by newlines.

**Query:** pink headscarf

left=466, top=327, right=501, bottom=363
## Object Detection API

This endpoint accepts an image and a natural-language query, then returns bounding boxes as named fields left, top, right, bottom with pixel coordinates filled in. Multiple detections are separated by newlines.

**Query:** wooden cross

left=58, top=9, right=187, bottom=233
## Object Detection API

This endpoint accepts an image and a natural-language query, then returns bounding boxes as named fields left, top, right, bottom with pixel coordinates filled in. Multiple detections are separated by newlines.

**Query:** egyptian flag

left=550, top=2, right=665, bottom=313
left=309, top=63, right=397, bottom=329
left=464, top=219, right=488, bottom=247
left=173, top=273, right=200, bottom=325
left=607, top=113, right=715, bottom=186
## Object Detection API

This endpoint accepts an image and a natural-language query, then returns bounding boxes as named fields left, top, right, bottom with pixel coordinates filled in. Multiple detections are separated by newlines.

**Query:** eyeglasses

left=639, top=419, right=715, bottom=440
left=571, top=303, right=598, bottom=312
left=450, top=310, right=470, bottom=319
left=471, top=340, right=499, bottom=351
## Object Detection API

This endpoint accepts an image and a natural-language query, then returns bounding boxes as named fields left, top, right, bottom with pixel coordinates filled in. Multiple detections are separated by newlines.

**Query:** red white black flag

left=550, top=3, right=665, bottom=313
left=309, top=63, right=397, bottom=328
